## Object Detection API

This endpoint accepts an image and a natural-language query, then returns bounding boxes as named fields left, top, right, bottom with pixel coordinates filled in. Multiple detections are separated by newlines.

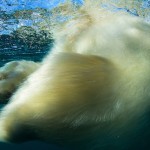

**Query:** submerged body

left=0, top=1, right=150, bottom=149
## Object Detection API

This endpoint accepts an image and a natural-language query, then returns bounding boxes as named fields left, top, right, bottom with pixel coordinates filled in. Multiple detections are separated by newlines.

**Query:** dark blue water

left=0, top=142, right=62, bottom=150
left=0, top=34, right=51, bottom=67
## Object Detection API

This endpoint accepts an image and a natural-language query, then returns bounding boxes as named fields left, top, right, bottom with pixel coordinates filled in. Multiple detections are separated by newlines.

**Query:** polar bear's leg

left=0, top=61, right=40, bottom=103
left=0, top=53, right=120, bottom=145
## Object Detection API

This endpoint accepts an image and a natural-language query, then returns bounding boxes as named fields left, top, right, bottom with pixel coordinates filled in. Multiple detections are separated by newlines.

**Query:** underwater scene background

left=0, top=0, right=150, bottom=149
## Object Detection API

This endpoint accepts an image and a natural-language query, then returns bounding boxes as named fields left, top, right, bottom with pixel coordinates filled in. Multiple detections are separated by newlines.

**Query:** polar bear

left=0, top=0, right=150, bottom=150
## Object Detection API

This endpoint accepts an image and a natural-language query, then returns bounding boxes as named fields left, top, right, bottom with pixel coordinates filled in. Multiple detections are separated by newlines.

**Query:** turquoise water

left=0, top=142, right=62, bottom=150
left=0, top=34, right=50, bottom=67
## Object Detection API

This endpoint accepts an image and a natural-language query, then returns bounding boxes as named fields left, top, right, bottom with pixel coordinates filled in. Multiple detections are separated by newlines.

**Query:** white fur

left=0, top=1, right=150, bottom=149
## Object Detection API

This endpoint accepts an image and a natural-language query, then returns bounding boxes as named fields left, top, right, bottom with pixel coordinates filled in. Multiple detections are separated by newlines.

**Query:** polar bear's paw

left=0, top=61, right=40, bottom=103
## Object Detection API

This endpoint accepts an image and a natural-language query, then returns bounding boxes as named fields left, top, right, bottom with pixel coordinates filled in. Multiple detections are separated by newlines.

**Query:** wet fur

left=0, top=1, right=150, bottom=149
